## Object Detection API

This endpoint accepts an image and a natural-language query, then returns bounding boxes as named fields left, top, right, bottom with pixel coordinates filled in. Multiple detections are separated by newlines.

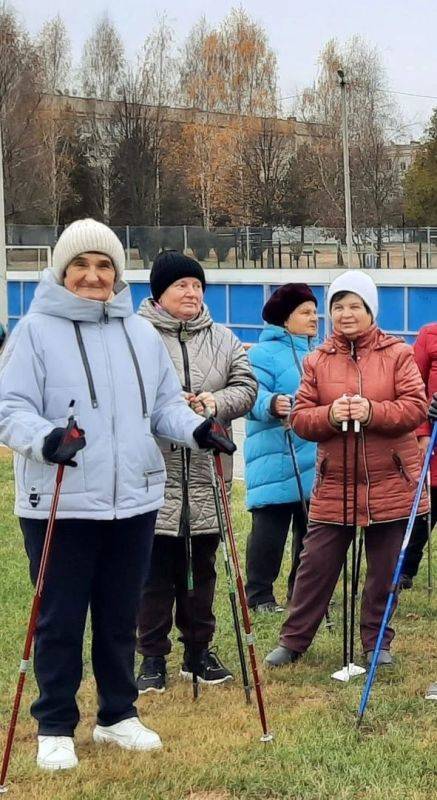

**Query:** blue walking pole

left=357, top=422, right=437, bottom=726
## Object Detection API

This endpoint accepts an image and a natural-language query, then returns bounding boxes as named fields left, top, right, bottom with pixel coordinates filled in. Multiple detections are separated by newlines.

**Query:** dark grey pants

left=137, top=533, right=220, bottom=658
left=245, top=502, right=307, bottom=608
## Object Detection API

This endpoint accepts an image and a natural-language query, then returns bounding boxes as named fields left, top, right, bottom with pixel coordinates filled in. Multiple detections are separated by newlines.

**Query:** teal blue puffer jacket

left=244, top=325, right=316, bottom=510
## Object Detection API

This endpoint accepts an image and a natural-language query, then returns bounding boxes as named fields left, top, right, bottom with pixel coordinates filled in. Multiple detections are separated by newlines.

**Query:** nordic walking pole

left=349, top=419, right=365, bottom=676
left=332, top=417, right=364, bottom=682
left=207, top=454, right=251, bottom=704
left=357, top=423, right=437, bottom=726
left=354, top=528, right=364, bottom=598
left=212, top=451, right=273, bottom=743
left=0, top=401, right=82, bottom=794
left=427, top=469, right=433, bottom=599
left=180, top=445, right=198, bottom=701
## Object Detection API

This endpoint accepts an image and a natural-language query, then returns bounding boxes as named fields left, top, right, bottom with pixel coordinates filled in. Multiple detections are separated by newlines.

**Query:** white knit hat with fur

left=327, top=270, right=378, bottom=320
left=52, top=219, right=126, bottom=283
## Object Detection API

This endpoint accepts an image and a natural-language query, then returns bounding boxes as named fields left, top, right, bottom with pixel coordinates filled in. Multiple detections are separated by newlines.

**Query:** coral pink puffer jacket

left=291, top=325, right=428, bottom=526
left=414, top=323, right=437, bottom=487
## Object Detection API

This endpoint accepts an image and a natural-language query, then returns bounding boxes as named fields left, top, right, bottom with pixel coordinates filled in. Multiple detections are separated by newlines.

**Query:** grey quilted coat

left=137, top=298, right=257, bottom=536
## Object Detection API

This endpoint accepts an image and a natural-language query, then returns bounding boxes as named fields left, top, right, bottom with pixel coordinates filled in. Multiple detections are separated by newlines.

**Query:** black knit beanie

left=150, top=250, right=206, bottom=301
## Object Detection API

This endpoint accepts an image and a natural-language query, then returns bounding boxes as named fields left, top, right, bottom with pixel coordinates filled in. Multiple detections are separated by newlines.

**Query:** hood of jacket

left=28, top=267, right=133, bottom=322
left=137, top=296, right=213, bottom=336
left=258, top=324, right=315, bottom=352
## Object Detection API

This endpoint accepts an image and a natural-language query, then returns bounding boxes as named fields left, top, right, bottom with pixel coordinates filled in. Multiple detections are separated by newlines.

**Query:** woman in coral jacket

left=265, top=270, right=428, bottom=669
left=400, top=322, right=437, bottom=588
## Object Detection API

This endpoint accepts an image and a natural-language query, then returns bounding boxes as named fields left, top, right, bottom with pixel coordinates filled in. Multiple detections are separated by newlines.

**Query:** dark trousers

left=21, top=512, right=156, bottom=736
left=279, top=519, right=405, bottom=654
left=245, top=502, right=307, bottom=608
left=403, top=487, right=436, bottom=578
left=137, top=534, right=220, bottom=658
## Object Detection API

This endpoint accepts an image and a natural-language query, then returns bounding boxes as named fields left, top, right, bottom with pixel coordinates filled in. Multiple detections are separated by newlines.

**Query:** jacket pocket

left=22, top=453, right=87, bottom=497
left=142, top=434, right=167, bottom=491
left=392, top=452, right=416, bottom=487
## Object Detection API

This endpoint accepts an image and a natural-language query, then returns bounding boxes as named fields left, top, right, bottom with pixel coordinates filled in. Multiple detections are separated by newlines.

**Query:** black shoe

left=180, top=648, right=233, bottom=685
left=399, top=574, right=413, bottom=590
left=137, top=656, right=166, bottom=694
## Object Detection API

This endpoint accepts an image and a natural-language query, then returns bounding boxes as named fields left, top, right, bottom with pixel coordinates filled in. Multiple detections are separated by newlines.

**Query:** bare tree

left=110, top=66, right=157, bottom=225
left=140, top=14, right=176, bottom=224
left=0, top=6, right=44, bottom=221
left=233, top=119, right=306, bottom=226
left=38, top=102, right=78, bottom=224
left=81, top=13, right=125, bottom=100
left=37, top=14, right=71, bottom=93
left=298, top=37, right=402, bottom=246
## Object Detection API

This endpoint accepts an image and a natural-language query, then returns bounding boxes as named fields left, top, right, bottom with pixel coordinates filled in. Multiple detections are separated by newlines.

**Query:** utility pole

left=0, top=121, right=8, bottom=328
left=337, top=69, right=354, bottom=268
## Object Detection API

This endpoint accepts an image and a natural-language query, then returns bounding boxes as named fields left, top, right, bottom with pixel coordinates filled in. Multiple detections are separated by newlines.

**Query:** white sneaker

left=37, top=736, right=78, bottom=770
left=93, top=717, right=162, bottom=752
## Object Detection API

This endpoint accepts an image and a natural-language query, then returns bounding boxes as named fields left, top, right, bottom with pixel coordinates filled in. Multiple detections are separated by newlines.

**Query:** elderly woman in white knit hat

left=265, top=270, right=428, bottom=669
left=0, top=219, right=229, bottom=771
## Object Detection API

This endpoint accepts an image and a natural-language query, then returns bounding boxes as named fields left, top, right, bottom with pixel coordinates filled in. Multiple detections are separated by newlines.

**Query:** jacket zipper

left=99, top=321, right=118, bottom=510
left=73, top=322, right=98, bottom=408
left=179, top=323, right=191, bottom=537
left=350, top=340, right=372, bottom=525
left=122, top=320, right=148, bottom=417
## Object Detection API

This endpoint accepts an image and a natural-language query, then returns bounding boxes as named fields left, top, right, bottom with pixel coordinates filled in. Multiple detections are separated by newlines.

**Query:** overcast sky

left=11, top=0, right=437, bottom=138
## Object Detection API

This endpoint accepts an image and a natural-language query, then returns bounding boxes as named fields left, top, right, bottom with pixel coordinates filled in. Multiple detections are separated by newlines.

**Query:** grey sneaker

left=425, top=683, right=437, bottom=700
left=365, top=649, right=393, bottom=667
left=253, top=602, right=285, bottom=614
left=264, top=646, right=301, bottom=667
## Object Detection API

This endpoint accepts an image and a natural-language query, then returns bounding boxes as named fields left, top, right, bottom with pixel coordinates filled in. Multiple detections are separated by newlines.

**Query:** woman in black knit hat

left=135, top=251, right=257, bottom=692
left=244, top=283, right=318, bottom=612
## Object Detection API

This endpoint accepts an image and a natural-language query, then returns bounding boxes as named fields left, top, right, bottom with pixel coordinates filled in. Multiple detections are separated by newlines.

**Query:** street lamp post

left=337, top=69, right=354, bottom=268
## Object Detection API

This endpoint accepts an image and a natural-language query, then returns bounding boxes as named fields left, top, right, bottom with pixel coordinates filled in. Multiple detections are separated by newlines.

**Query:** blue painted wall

left=7, top=279, right=437, bottom=344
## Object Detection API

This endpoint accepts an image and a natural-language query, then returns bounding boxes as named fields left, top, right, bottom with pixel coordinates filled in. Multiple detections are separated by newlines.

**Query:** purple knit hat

left=262, top=283, right=317, bottom=326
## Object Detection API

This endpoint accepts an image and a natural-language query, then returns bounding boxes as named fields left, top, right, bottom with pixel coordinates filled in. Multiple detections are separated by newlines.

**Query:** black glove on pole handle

left=0, top=401, right=81, bottom=793
left=193, top=413, right=237, bottom=456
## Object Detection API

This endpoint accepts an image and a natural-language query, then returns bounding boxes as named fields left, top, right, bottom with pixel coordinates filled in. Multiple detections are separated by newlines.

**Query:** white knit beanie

left=327, top=270, right=378, bottom=320
left=52, top=219, right=126, bottom=283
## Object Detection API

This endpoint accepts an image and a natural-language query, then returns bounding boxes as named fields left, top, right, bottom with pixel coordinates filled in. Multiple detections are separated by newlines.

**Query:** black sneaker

left=137, top=656, right=166, bottom=694
left=399, top=574, right=413, bottom=590
left=180, top=648, right=233, bottom=685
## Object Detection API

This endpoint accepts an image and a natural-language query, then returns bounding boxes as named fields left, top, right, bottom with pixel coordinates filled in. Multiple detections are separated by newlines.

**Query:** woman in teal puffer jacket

left=244, top=284, right=317, bottom=612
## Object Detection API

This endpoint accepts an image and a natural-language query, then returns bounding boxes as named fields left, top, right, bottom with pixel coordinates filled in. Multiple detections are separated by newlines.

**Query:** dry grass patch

left=1, top=463, right=436, bottom=800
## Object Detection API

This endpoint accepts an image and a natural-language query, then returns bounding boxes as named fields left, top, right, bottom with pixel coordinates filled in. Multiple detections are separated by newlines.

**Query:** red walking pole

left=0, top=404, right=81, bottom=793
left=213, top=452, right=273, bottom=744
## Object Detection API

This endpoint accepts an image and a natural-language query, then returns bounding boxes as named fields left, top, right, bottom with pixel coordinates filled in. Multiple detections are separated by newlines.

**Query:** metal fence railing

left=5, top=224, right=437, bottom=270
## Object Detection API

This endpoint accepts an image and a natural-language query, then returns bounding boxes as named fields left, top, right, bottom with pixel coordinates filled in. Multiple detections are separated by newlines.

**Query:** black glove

left=193, top=417, right=237, bottom=455
left=429, top=393, right=437, bottom=423
left=42, top=423, right=86, bottom=467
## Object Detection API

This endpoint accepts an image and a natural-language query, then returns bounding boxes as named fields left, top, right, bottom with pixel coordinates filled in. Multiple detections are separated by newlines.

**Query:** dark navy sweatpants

left=21, top=512, right=157, bottom=736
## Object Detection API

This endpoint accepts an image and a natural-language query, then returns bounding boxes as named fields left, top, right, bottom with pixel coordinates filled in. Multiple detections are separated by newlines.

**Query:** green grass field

left=0, top=452, right=436, bottom=800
